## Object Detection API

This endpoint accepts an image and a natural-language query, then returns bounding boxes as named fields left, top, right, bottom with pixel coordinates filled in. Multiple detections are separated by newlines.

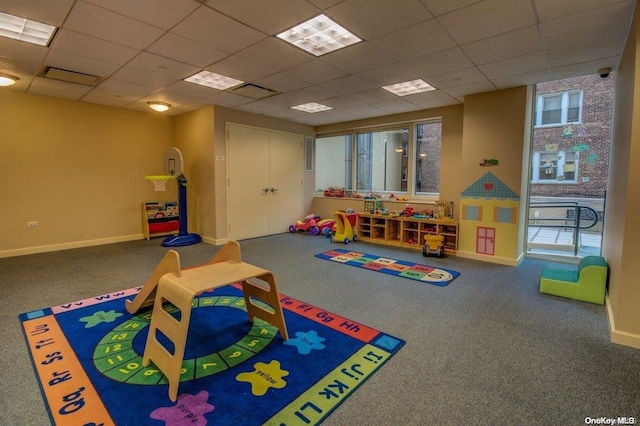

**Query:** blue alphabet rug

left=19, top=283, right=404, bottom=425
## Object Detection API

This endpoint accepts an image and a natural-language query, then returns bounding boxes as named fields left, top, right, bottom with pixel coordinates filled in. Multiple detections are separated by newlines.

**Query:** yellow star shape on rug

left=236, top=360, right=289, bottom=396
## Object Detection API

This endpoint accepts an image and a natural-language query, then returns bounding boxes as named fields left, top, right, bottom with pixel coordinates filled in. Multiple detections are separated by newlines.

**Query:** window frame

left=530, top=150, right=579, bottom=184
left=315, top=118, right=442, bottom=201
left=534, top=90, right=583, bottom=127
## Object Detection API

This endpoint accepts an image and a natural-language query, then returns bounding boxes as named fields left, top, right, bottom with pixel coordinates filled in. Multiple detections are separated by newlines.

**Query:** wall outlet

left=27, top=221, right=38, bottom=227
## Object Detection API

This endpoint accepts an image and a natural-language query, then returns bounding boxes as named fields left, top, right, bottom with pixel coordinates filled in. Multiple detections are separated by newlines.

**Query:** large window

left=315, top=135, right=353, bottom=191
left=531, top=151, right=579, bottom=183
left=316, top=119, right=441, bottom=198
left=535, top=91, right=583, bottom=127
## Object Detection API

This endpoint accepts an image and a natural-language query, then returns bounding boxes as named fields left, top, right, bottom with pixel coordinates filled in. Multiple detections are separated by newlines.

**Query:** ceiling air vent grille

left=40, top=66, right=103, bottom=86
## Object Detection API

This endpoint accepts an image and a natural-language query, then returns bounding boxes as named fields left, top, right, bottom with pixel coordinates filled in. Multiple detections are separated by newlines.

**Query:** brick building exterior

left=531, top=75, right=614, bottom=198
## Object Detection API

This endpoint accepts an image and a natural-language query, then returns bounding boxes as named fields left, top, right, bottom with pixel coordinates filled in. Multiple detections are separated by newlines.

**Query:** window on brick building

left=531, top=151, right=579, bottom=183
left=535, top=90, right=583, bottom=127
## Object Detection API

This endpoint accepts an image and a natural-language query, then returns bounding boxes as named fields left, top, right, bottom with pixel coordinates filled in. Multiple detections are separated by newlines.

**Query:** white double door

left=227, top=124, right=303, bottom=241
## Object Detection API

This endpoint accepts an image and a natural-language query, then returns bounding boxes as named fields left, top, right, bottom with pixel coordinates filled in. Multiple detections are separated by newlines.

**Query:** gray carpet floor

left=1, top=233, right=638, bottom=425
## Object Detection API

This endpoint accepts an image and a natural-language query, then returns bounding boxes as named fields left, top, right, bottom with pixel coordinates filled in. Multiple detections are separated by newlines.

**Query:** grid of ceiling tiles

left=0, top=0, right=634, bottom=125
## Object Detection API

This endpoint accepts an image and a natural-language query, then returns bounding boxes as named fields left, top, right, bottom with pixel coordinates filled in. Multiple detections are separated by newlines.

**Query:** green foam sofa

left=539, top=256, right=608, bottom=305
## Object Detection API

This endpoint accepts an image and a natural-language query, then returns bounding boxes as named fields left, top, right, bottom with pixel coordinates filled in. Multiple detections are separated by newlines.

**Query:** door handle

left=270, top=188, right=278, bottom=193
left=262, top=188, right=270, bottom=193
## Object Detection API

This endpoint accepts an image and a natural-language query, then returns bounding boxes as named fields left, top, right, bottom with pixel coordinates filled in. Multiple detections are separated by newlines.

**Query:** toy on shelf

left=423, top=234, right=445, bottom=257
left=331, top=210, right=357, bottom=244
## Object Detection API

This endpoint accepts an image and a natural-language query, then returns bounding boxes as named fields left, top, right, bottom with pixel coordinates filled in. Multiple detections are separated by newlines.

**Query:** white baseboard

left=0, top=234, right=144, bottom=258
left=201, top=236, right=227, bottom=246
left=606, top=294, right=640, bottom=349
left=456, top=250, right=522, bottom=266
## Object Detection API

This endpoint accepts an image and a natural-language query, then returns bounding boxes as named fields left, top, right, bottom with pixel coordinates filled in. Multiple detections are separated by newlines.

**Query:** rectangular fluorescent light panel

left=184, top=70, right=244, bottom=90
left=0, top=12, right=56, bottom=46
left=382, top=79, right=436, bottom=96
left=291, top=102, right=333, bottom=113
left=277, top=14, right=361, bottom=56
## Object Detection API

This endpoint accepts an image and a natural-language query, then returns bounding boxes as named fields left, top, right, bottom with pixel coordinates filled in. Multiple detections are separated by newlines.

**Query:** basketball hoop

left=145, top=175, right=175, bottom=192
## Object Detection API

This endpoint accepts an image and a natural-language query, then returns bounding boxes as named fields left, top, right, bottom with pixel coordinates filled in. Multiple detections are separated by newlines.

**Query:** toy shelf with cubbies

left=357, top=213, right=458, bottom=254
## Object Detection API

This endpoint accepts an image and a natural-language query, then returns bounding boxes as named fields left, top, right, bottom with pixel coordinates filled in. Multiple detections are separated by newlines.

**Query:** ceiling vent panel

left=40, top=67, right=103, bottom=86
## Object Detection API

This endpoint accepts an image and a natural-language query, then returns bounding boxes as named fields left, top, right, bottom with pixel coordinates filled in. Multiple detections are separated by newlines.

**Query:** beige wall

left=457, top=87, right=529, bottom=264
left=0, top=91, right=174, bottom=256
left=604, top=5, right=640, bottom=347
left=174, top=106, right=216, bottom=240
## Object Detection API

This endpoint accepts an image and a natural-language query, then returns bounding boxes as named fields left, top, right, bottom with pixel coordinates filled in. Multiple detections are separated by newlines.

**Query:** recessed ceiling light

left=382, top=79, right=436, bottom=96
left=184, top=70, right=244, bottom=90
left=0, top=12, right=57, bottom=46
left=291, top=102, right=333, bottom=113
left=277, top=14, right=361, bottom=56
left=147, top=101, right=171, bottom=112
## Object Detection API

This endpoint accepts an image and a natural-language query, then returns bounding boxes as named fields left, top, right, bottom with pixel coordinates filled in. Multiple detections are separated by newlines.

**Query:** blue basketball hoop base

left=161, top=233, right=202, bottom=247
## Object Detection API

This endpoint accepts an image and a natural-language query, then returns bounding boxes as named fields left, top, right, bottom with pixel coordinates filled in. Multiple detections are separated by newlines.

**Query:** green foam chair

left=539, top=256, right=608, bottom=305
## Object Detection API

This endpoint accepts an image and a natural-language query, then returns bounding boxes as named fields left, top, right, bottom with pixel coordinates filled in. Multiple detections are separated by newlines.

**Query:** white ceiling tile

left=79, top=94, right=132, bottom=107
left=205, top=0, right=320, bottom=35
left=204, top=91, right=254, bottom=108
left=479, top=51, right=549, bottom=79
left=110, top=67, right=176, bottom=89
left=0, top=38, right=48, bottom=63
left=491, top=69, right=554, bottom=89
left=318, top=75, right=376, bottom=96
left=320, top=42, right=396, bottom=74
left=0, top=0, right=75, bottom=26
left=205, top=55, right=276, bottom=83
left=82, top=0, right=199, bottom=30
left=438, top=0, right=537, bottom=45
left=534, top=0, right=633, bottom=22
left=356, top=64, right=420, bottom=86
left=326, top=0, right=432, bottom=40
left=403, top=47, right=474, bottom=78
left=235, top=38, right=314, bottom=73
left=91, top=79, right=156, bottom=99
left=28, top=76, right=92, bottom=99
left=441, top=80, right=497, bottom=98
left=370, top=19, right=457, bottom=62
left=462, top=25, right=544, bottom=65
left=171, top=6, right=267, bottom=54
left=253, top=73, right=310, bottom=93
left=63, top=1, right=165, bottom=50
left=51, top=29, right=139, bottom=66
left=147, top=33, right=229, bottom=68
left=0, top=56, right=41, bottom=76
left=45, top=50, right=121, bottom=78
left=166, top=80, right=220, bottom=98
left=236, top=100, right=286, bottom=115
left=419, top=0, right=482, bottom=17
left=425, top=66, right=488, bottom=90
left=550, top=56, right=619, bottom=81
left=126, top=52, right=200, bottom=80
left=283, top=59, right=348, bottom=84
left=405, top=89, right=460, bottom=108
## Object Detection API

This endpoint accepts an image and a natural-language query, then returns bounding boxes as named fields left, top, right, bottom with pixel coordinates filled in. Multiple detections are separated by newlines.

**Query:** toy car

left=289, top=214, right=321, bottom=235
left=423, top=234, right=445, bottom=257
left=316, top=219, right=335, bottom=237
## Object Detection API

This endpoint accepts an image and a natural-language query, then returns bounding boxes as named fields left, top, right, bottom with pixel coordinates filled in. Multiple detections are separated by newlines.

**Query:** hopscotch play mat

left=19, top=283, right=404, bottom=425
left=315, top=248, right=460, bottom=287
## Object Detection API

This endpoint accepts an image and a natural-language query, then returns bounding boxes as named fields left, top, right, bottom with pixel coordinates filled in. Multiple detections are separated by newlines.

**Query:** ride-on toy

left=289, top=214, right=322, bottom=235
left=423, top=234, right=444, bottom=257
left=331, top=210, right=357, bottom=244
